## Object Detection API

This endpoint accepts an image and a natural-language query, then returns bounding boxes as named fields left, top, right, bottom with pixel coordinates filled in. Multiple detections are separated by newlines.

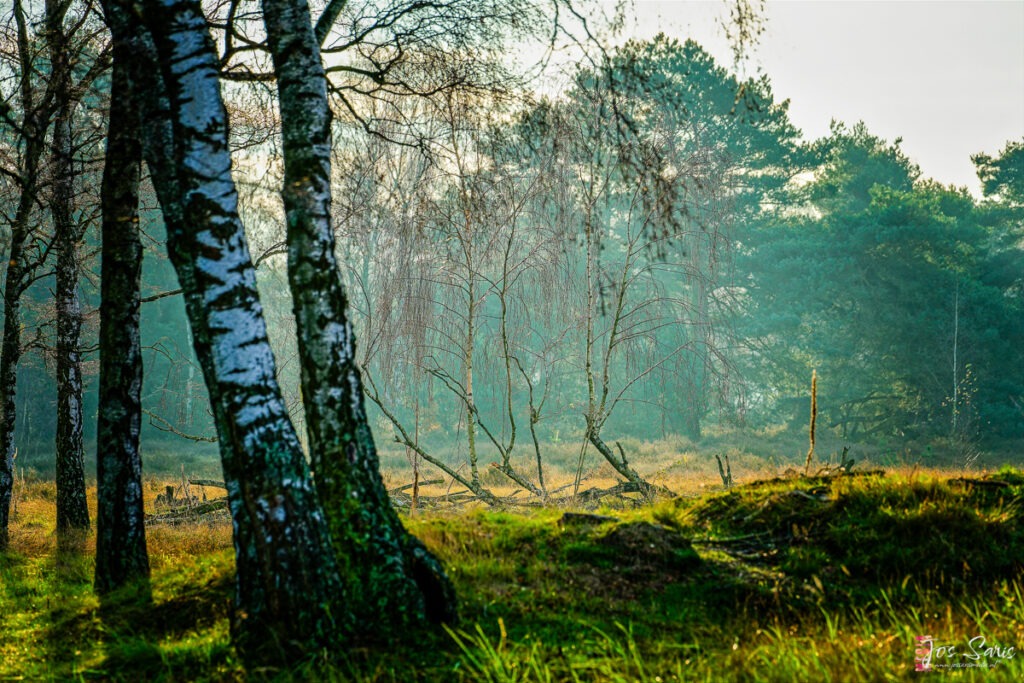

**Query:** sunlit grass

left=1, top=483, right=237, bottom=681
left=2, top=467, right=1022, bottom=680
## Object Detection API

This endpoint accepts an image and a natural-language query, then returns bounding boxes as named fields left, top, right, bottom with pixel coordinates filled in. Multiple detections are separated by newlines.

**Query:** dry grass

left=382, top=459, right=1016, bottom=504
left=3, top=464, right=1023, bottom=681
left=6, top=481, right=233, bottom=565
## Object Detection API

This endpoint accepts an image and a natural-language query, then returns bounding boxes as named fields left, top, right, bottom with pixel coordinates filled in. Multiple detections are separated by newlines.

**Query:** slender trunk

left=94, top=38, right=149, bottom=595
left=574, top=213, right=597, bottom=495
left=579, top=206, right=659, bottom=498
left=584, top=216, right=597, bottom=418
left=411, top=397, right=420, bottom=514
left=521, top=367, right=546, bottom=494
left=0, top=245, right=25, bottom=551
left=48, top=0, right=89, bottom=534
left=804, top=370, right=817, bottom=473
left=465, top=276, right=480, bottom=487
left=0, top=0, right=47, bottom=549
left=183, top=362, right=194, bottom=423
left=260, top=0, right=455, bottom=632
left=499, top=267, right=517, bottom=466
left=105, top=0, right=344, bottom=660
left=683, top=227, right=714, bottom=443
left=598, top=244, right=632, bottom=417
left=449, top=124, right=482, bottom=491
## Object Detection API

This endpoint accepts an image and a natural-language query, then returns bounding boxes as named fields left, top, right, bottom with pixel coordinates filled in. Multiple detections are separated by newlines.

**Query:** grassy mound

left=663, top=468, right=1024, bottom=598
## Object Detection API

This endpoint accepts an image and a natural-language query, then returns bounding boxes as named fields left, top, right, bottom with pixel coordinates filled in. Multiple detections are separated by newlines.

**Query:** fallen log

left=388, top=479, right=444, bottom=494
left=146, top=497, right=229, bottom=525
left=189, top=479, right=227, bottom=489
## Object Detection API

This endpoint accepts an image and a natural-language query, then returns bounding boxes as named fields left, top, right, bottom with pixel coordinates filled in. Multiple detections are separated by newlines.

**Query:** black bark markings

left=95, top=30, right=150, bottom=595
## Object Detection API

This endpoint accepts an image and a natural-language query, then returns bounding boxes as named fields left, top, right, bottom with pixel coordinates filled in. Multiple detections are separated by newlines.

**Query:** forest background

left=3, top=0, right=1022, bottom=493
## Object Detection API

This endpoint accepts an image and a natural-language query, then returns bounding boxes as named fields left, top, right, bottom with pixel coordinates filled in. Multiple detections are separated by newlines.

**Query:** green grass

left=2, top=468, right=1023, bottom=680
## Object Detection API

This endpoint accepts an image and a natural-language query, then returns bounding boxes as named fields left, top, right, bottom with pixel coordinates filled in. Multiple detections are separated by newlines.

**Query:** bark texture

left=0, top=220, right=28, bottom=550
left=48, top=0, right=90, bottom=534
left=101, top=0, right=345, bottom=661
left=0, top=0, right=49, bottom=550
left=261, top=0, right=456, bottom=633
left=0, top=228, right=26, bottom=551
left=94, top=36, right=150, bottom=595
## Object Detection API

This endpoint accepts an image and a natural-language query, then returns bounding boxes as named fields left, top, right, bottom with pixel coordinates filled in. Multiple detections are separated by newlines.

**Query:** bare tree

left=343, top=91, right=575, bottom=504
left=0, top=0, right=109, bottom=547
left=529, top=45, right=750, bottom=497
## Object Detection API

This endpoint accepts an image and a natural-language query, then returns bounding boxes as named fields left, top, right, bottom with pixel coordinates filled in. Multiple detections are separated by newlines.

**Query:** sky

left=611, top=0, right=1024, bottom=195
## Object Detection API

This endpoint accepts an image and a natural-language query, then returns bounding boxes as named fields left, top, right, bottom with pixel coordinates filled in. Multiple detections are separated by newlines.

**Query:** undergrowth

left=1, top=468, right=1022, bottom=681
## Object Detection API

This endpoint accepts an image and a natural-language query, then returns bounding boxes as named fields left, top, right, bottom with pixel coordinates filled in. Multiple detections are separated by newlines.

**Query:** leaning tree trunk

left=94, top=39, right=149, bottom=596
left=47, top=0, right=90, bottom=535
left=103, top=0, right=345, bottom=662
left=261, top=0, right=456, bottom=632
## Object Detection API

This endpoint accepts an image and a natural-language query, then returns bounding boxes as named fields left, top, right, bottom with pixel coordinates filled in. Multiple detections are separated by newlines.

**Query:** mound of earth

left=560, top=516, right=701, bottom=598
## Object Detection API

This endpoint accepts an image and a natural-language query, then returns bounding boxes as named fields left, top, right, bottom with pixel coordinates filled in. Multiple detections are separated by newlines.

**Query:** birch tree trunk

left=94, top=36, right=150, bottom=595
left=0, top=225, right=28, bottom=551
left=102, top=0, right=345, bottom=660
left=0, top=0, right=49, bottom=550
left=0, top=205, right=30, bottom=550
left=47, top=0, right=90, bottom=535
left=260, top=0, right=456, bottom=631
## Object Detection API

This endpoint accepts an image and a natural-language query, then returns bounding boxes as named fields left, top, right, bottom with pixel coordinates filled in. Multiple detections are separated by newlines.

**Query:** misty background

left=6, top=0, right=1023, bottom=483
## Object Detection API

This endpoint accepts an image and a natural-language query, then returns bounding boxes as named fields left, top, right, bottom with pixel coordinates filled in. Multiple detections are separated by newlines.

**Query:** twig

left=804, top=369, right=817, bottom=474
left=143, top=409, right=218, bottom=443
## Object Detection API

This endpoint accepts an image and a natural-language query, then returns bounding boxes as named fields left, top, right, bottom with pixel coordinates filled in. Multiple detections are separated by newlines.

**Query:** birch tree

left=520, top=38, right=798, bottom=490
left=260, top=0, right=455, bottom=632
left=1, top=0, right=56, bottom=549
left=94, top=21, right=149, bottom=595
left=0, top=0, right=108, bottom=548
left=47, top=0, right=94, bottom=536
left=101, top=0, right=343, bottom=660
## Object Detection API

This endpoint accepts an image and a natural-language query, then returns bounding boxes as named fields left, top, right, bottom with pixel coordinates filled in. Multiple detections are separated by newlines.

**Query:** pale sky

left=615, top=0, right=1024, bottom=195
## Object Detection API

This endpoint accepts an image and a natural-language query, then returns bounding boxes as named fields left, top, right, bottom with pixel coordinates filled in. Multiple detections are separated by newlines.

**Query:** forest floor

left=1, top=466, right=1022, bottom=681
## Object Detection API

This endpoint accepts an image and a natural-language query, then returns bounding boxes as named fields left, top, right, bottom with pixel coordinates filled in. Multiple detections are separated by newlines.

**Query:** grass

left=2, top=466, right=1023, bottom=681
